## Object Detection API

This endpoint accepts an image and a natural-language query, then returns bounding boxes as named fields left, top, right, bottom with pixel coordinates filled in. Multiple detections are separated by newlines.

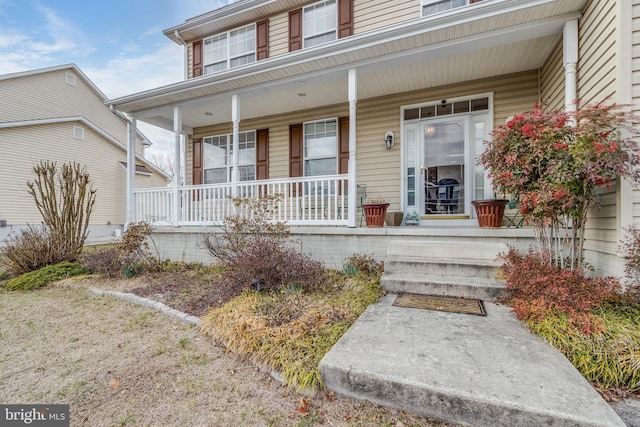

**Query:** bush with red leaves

left=501, top=248, right=621, bottom=335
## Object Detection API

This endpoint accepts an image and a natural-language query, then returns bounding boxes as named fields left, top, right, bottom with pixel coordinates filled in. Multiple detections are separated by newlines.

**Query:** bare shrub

left=5, top=161, right=96, bottom=275
left=343, top=252, right=384, bottom=276
left=80, top=222, right=158, bottom=278
left=4, top=226, right=77, bottom=275
left=204, top=195, right=325, bottom=293
left=80, top=247, right=122, bottom=278
left=222, top=239, right=325, bottom=292
left=27, top=160, right=96, bottom=259
left=203, top=194, right=289, bottom=264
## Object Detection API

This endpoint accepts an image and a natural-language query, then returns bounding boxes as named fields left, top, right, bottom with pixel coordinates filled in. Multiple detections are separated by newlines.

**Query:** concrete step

left=380, top=272, right=506, bottom=301
left=381, top=240, right=509, bottom=301
left=319, top=295, right=626, bottom=427
left=384, top=259, right=504, bottom=280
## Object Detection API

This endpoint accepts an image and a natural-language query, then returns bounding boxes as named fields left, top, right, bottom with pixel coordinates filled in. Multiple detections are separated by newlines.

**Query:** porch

left=148, top=222, right=535, bottom=269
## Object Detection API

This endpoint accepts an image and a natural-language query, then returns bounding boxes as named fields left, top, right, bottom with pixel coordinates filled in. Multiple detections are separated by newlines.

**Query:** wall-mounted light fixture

left=385, top=131, right=395, bottom=149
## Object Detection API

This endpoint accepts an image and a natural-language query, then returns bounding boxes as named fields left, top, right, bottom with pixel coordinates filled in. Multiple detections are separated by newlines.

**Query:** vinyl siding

left=269, top=12, right=289, bottom=58
left=1, top=69, right=126, bottom=144
left=353, top=0, right=419, bottom=35
left=540, top=40, right=564, bottom=111
left=577, top=0, right=617, bottom=104
left=0, top=122, right=165, bottom=227
left=576, top=0, right=619, bottom=270
left=187, top=70, right=539, bottom=211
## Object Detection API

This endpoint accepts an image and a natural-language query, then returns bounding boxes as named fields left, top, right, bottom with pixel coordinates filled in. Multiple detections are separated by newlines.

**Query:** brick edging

left=88, top=287, right=202, bottom=327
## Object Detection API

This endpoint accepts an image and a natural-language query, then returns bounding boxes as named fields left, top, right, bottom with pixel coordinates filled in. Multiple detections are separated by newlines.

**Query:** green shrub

left=4, top=261, right=89, bottom=291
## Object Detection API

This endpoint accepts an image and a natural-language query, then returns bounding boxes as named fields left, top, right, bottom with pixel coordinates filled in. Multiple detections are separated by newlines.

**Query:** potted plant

left=362, top=198, right=389, bottom=228
left=471, top=199, right=508, bottom=228
left=404, top=210, right=419, bottom=225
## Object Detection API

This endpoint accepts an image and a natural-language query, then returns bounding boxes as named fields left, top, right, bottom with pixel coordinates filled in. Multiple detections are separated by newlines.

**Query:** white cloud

left=0, top=5, right=92, bottom=74
left=84, top=43, right=183, bottom=99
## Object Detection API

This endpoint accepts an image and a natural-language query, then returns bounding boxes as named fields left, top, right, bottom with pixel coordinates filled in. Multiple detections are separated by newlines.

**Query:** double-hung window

left=203, top=131, right=256, bottom=184
left=304, top=119, right=337, bottom=176
left=422, top=0, right=467, bottom=16
left=203, top=24, right=256, bottom=74
left=303, top=0, right=337, bottom=48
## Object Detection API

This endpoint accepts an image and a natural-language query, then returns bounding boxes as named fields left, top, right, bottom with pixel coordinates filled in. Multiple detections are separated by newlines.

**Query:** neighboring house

left=108, top=0, right=635, bottom=276
left=0, top=64, right=170, bottom=243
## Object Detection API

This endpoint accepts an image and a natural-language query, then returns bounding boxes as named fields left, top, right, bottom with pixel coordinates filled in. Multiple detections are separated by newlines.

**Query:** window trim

left=421, top=0, right=470, bottom=17
left=302, top=0, right=337, bottom=49
left=202, top=23, right=256, bottom=75
left=202, top=130, right=257, bottom=184
left=303, top=117, right=339, bottom=177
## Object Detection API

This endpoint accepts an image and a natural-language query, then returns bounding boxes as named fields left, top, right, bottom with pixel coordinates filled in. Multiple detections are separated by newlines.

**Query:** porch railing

left=133, top=174, right=351, bottom=227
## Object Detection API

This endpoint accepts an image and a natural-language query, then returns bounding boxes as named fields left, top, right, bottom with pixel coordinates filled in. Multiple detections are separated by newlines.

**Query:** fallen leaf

left=108, top=378, right=120, bottom=390
left=325, top=391, right=335, bottom=402
left=296, top=397, right=310, bottom=415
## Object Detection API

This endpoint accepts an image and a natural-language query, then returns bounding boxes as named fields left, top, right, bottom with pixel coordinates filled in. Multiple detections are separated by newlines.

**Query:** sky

left=0, top=0, right=236, bottom=162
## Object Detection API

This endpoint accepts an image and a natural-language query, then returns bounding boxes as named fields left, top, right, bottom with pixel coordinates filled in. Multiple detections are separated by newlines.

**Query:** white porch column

left=173, top=106, right=182, bottom=226
left=563, top=19, right=578, bottom=116
left=125, top=117, right=137, bottom=228
left=348, top=69, right=358, bottom=228
left=231, top=94, right=240, bottom=199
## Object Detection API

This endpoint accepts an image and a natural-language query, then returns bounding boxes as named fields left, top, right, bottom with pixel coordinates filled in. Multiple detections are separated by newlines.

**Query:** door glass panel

left=474, top=120, right=486, bottom=200
left=406, top=127, right=417, bottom=207
left=423, top=118, right=465, bottom=215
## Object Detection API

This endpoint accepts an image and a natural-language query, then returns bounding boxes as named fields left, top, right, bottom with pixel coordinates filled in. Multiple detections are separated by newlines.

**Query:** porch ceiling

left=109, top=0, right=587, bottom=132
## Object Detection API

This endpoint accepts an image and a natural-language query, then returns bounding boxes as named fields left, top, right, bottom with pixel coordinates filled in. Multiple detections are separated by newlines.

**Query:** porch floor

left=319, top=293, right=625, bottom=427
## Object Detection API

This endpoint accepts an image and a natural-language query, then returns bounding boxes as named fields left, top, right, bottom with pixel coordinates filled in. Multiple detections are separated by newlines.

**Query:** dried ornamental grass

left=201, top=273, right=383, bottom=392
left=529, top=304, right=640, bottom=392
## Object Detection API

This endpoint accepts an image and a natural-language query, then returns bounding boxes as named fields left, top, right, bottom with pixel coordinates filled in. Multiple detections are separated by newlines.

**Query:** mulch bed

left=131, top=270, right=242, bottom=317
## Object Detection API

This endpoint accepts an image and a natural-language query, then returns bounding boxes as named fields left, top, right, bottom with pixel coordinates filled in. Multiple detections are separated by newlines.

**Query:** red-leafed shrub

left=501, top=248, right=621, bottom=335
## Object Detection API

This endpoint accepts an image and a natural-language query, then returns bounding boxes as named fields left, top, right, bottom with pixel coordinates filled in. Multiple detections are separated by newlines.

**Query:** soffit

left=112, top=0, right=588, bottom=130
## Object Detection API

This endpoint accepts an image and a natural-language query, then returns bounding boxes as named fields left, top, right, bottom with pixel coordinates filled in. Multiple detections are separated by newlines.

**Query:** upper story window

left=203, top=131, right=256, bottom=183
left=422, top=0, right=469, bottom=16
left=303, top=0, right=337, bottom=48
left=304, top=118, right=337, bottom=176
left=203, top=24, right=256, bottom=74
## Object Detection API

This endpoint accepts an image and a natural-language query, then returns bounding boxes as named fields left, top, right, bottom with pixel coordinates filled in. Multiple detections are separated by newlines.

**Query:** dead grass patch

left=0, top=286, right=449, bottom=426
left=201, top=271, right=384, bottom=392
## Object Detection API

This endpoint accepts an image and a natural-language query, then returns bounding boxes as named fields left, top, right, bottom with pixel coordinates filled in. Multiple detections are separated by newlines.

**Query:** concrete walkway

left=319, top=293, right=626, bottom=427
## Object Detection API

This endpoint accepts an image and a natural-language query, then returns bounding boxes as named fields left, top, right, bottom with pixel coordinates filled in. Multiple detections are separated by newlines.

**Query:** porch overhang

left=108, top=0, right=587, bottom=131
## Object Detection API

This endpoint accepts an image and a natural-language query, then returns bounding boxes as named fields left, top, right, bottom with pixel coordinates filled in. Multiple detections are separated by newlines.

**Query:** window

left=303, top=0, right=337, bottom=48
left=203, top=24, right=256, bottom=74
left=422, top=0, right=466, bottom=16
left=304, top=119, right=337, bottom=176
left=73, top=126, right=84, bottom=140
left=203, top=131, right=256, bottom=184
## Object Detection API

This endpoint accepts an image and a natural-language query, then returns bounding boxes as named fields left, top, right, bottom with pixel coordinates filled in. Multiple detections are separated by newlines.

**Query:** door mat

left=392, top=293, right=486, bottom=316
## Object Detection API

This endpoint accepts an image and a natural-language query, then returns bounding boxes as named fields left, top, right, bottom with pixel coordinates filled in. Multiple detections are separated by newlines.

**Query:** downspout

left=348, top=69, right=358, bottom=228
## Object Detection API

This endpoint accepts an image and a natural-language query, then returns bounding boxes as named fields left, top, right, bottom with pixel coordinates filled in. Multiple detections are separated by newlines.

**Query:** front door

left=421, top=116, right=468, bottom=216
left=403, top=101, right=490, bottom=223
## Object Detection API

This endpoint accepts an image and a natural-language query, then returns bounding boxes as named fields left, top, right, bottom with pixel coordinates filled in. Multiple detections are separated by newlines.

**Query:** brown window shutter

left=289, top=9, right=302, bottom=51
left=256, top=128, right=269, bottom=180
left=470, top=0, right=484, bottom=3
left=192, top=138, right=203, bottom=185
left=192, top=40, right=203, bottom=77
left=289, top=123, right=303, bottom=196
left=338, top=0, right=354, bottom=39
left=192, top=138, right=203, bottom=200
left=338, top=117, right=349, bottom=174
left=256, top=19, right=269, bottom=60
left=289, top=124, right=303, bottom=177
